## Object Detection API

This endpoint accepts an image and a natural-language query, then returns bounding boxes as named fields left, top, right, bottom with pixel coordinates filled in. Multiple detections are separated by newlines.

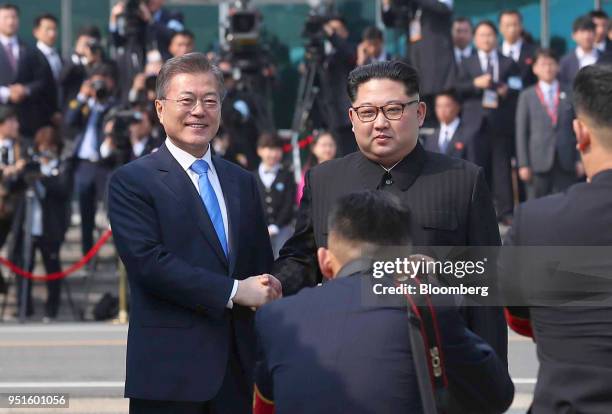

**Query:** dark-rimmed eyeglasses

left=351, top=99, right=420, bottom=122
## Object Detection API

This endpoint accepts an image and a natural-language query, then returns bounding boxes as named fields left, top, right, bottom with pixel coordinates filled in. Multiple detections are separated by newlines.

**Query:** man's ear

left=574, top=118, right=591, bottom=153
left=317, top=247, right=335, bottom=280
left=155, top=99, right=164, bottom=125
left=417, top=101, right=427, bottom=127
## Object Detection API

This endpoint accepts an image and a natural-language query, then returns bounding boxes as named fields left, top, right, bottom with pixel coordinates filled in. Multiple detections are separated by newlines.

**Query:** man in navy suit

left=108, top=52, right=281, bottom=414
left=559, top=16, right=607, bottom=88
left=255, top=191, right=514, bottom=414
left=0, top=3, right=50, bottom=139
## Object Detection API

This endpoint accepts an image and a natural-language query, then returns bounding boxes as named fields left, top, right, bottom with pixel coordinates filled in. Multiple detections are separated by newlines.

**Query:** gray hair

left=155, top=52, right=226, bottom=100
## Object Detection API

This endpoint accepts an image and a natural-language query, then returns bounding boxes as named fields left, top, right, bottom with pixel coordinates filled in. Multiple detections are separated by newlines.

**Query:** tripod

left=289, top=54, right=323, bottom=184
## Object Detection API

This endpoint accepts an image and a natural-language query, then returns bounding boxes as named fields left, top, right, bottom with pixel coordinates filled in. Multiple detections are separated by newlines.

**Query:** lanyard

left=535, top=84, right=560, bottom=126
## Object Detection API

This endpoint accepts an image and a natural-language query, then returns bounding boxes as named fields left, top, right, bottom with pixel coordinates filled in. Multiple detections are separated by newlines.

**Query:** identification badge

left=482, top=89, right=499, bottom=109
left=508, top=76, right=523, bottom=90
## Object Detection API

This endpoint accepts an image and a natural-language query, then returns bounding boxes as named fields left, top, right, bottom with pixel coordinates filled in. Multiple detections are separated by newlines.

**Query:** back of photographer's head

left=572, top=64, right=612, bottom=177
left=0, top=105, right=18, bottom=140
left=318, top=191, right=411, bottom=279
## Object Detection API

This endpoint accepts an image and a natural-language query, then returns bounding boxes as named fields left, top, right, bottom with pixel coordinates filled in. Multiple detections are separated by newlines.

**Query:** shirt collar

left=441, top=117, right=460, bottom=134
left=576, top=47, right=597, bottom=60
left=356, top=141, right=427, bottom=191
left=36, top=40, right=56, bottom=56
left=165, top=137, right=214, bottom=174
left=538, top=79, right=558, bottom=93
left=502, top=39, right=522, bottom=53
left=259, top=162, right=280, bottom=175
left=478, top=49, right=497, bottom=62
left=0, top=34, right=17, bottom=47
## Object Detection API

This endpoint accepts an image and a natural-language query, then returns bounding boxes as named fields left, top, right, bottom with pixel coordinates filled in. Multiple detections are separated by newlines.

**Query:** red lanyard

left=535, top=84, right=560, bottom=126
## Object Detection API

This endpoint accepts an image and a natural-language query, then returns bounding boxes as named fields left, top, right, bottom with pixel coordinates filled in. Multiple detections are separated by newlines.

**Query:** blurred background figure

left=254, top=133, right=296, bottom=258
left=590, top=9, right=612, bottom=53
left=297, top=130, right=337, bottom=205
left=356, top=26, right=389, bottom=66
left=559, top=15, right=602, bottom=87
left=499, top=9, right=537, bottom=89
left=168, top=29, right=194, bottom=58
left=452, top=16, right=475, bottom=64
left=32, top=13, right=62, bottom=128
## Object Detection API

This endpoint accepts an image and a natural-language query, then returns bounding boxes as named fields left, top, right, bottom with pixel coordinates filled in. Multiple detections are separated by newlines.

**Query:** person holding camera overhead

left=65, top=62, right=118, bottom=259
left=14, top=126, right=72, bottom=322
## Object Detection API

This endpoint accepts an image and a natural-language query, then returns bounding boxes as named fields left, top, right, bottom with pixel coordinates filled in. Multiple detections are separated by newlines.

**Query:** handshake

left=233, top=274, right=282, bottom=309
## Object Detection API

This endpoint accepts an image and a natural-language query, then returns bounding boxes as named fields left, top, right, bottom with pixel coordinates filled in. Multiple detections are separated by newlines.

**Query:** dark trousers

left=16, top=239, right=62, bottom=318
left=129, top=327, right=251, bottom=414
left=0, top=217, right=12, bottom=293
left=529, top=157, right=577, bottom=199
left=74, top=160, right=108, bottom=255
left=475, top=122, right=514, bottom=219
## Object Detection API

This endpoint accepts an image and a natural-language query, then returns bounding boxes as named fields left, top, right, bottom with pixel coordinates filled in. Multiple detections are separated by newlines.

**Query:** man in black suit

left=499, top=10, right=537, bottom=89
left=65, top=63, right=118, bottom=257
left=356, top=26, right=390, bottom=66
left=504, top=64, right=612, bottom=413
left=274, top=61, right=507, bottom=361
left=382, top=0, right=455, bottom=127
left=559, top=15, right=605, bottom=88
left=452, top=16, right=475, bottom=65
left=590, top=10, right=612, bottom=54
left=32, top=13, right=62, bottom=129
left=255, top=191, right=514, bottom=414
left=424, top=89, right=476, bottom=162
left=456, top=20, right=521, bottom=222
left=0, top=3, right=50, bottom=139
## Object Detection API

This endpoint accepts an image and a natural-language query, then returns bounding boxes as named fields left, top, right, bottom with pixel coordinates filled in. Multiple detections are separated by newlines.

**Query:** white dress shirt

left=0, top=34, right=19, bottom=104
left=76, top=96, right=105, bottom=162
left=576, top=47, right=598, bottom=69
left=258, top=163, right=279, bottom=189
left=454, top=45, right=473, bottom=63
left=502, top=39, right=522, bottom=62
left=478, top=49, right=499, bottom=82
left=165, top=138, right=238, bottom=307
left=538, top=80, right=559, bottom=113
left=36, top=40, right=62, bottom=81
left=438, top=117, right=460, bottom=152
left=132, top=138, right=149, bottom=158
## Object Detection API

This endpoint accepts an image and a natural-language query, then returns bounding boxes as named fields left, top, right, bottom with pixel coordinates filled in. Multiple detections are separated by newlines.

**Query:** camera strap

left=399, top=278, right=448, bottom=414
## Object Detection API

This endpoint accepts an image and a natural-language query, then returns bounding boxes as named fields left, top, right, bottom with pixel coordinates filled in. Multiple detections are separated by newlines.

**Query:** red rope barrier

left=0, top=229, right=113, bottom=282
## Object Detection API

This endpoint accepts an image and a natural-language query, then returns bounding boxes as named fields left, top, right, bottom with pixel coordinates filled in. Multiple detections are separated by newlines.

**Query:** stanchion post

left=117, top=258, right=128, bottom=324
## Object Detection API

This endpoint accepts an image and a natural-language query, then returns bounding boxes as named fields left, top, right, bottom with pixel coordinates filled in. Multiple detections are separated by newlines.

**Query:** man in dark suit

left=499, top=10, right=537, bottom=89
left=456, top=20, right=521, bottom=222
left=559, top=15, right=605, bottom=88
left=382, top=0, right=455, bottom=127
left=425, top=89, right=476, bottom=162
left=274, top=61, right=507, bottom=361
left=0, top=3, right=50, bottom=139
left=590, top=9, right=612, bottom=54
left=255, top=191, right=514, bottom=414
left=504, top=64, right=612, bottom=413
left=66, top=63, right=119, bottom=257
left=356, top=26, right=391, bottom=66
left=108, top=53, right=281, bottom=414
left=516, top=49, right=581, bottom=199
left=452, top=16, right=476, bottom=65
left=32, top=13, right=62, bottom=129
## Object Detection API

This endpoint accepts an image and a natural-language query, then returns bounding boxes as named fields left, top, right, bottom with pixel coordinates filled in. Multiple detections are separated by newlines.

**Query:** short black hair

left=257, top=132, right=283, bottom=149
left=453, top=16, right=473, bottom=28
left=347, top=60, right=419, bottom=102
left=0, top=105, right=16, bottom=124
left=34, top=13, right=58, bottom=28
left=474, top=20, right=498, bottom=36
left=362, top=26, right=383, bottom=42
left=89, top=62, right=118, bottom=81
left=589, top=10, right=609, bottom=20
left=573, top=15, right=596, bottom=33
left=498, top=9, right=522, bottom=23
left=0, top=3, right=19, bottom=14
left=171, top=29, right=195, bottom=42
left=533, top=48, right=559, bottom=63
left=328, top=191, right=411, bottom=246
left=573, top=64, right=612, bottom=130
left=76, top=25, right=101, bottom=40
left=436, top=89, right=460, bottom=104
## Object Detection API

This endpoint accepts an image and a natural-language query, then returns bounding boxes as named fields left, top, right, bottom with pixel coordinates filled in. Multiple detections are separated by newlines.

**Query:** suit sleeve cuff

left=226, top=280, right=238, bottom=308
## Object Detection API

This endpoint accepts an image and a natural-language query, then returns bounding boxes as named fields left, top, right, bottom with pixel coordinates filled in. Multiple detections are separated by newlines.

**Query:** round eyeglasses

left=351, top=99, right=420, bottom=122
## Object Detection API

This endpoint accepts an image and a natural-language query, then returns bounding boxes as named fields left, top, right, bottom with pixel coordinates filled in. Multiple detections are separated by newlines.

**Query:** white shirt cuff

left=226, top=280, right=238, bottom=308
left=0, top=87, right=9, bottom=104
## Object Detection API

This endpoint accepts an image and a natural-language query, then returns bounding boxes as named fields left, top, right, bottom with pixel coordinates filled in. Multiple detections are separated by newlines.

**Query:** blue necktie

left=191, top=159, right=228, bottom=257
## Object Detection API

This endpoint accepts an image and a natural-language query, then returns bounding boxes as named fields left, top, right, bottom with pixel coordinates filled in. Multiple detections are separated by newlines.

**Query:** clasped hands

left=233, top=274, right=282, bottom=310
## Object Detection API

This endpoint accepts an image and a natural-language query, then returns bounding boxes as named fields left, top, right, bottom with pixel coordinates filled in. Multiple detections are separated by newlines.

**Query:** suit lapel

left=212, top=156, right=240, bottom=276
left=156, top=144, right=228, bottom=267
left=0, top=43, right=15, bottom=81
left=445, top=123, right=462, bottom=156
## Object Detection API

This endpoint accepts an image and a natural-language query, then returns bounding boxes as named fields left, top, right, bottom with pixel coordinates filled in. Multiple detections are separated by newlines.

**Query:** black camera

left=91, top=79, right=110, bottom=101
left=108, top=109, right=143, bottom=165
left=0, top=147, right=10, bottom=167
left=388, top=0, right=415, bottom=29
left=302, top=13, right=330, bottom=63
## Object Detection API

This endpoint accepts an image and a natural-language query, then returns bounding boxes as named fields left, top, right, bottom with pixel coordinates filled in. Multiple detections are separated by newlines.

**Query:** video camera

left=106, top=109, right=144, bottom=166
left=387, top=0, right=416, bottom=29
left=225, top=1, right=265, bottom=76
left=118, top=0, right=148, bottom=47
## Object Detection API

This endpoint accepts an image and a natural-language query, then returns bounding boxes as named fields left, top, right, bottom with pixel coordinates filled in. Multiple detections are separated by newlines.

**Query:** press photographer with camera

left=65, top=63, right=118, bottom=258
left=109, top=0, right=184, bottom=61
left=14, top=126, right=72, bottom=321
left=0, top=105, right=25, bottom=295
